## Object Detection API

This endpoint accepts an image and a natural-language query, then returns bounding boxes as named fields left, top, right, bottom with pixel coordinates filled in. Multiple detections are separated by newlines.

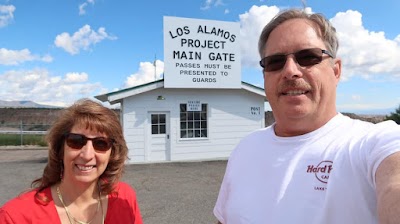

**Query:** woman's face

left=62, top=124, right=112, bottom=186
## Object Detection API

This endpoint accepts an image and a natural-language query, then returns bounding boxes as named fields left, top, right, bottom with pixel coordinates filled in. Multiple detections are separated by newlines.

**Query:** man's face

left=262, top=18, right=341, bottom=136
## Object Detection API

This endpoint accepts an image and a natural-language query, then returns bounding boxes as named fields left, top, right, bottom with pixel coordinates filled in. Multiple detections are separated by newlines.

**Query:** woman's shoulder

left=0, top=187, right=57, bottom=223
left=115, top=181, right=133, bottom=190
left=106, top=182, right=142, bottom=223
left=2, top=187, right=53, bottom=208
left=110, top=182, right=136, bottom=198
left=2, top=189, right=38, bottom=209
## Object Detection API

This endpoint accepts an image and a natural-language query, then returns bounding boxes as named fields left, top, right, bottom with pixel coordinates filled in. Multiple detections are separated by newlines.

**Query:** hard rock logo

left=306, top=160, right=333, bottom=184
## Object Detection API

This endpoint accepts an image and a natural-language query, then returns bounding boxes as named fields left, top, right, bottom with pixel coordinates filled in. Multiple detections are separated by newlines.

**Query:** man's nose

left=281, top=55, right=303, bottom=80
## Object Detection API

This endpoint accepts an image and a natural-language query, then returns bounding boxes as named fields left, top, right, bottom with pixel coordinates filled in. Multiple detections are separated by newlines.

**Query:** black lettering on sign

left=209, top=52, right=235, bottom=61
left=197, top=25, right=236, bottom=42
left=175, top=63, right=201, bottom=68
left=169, top=26, right=190, bottom=39
left=224, top=64, right=231, bottom=69
left=250, top=107, right=261, bottom=115
left=204, top=64, right=220, bottom=69
left=192, top=78, right=217, bottom=83
left=180, top=39, right=226, bottom=49
left=173, top=51, right=201, bottom=60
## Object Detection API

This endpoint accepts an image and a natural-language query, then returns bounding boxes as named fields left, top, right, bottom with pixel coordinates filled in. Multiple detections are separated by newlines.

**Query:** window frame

left=179, top=103, right=208, bottom=139
left=151, top=113, right=166, bottom=135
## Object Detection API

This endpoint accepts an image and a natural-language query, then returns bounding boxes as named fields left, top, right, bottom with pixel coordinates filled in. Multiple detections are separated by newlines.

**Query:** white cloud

left=79, top=3, right=88, bottom=15
left=351, top=95, right=361, bottom=101
left=215, top=0, right=224, bottom=7
left=0, top=68, right=107, bottom=107
left=239, top=6, right=400, bottom=80
left=79, top=0, right=95, bottom=15
left=65, top=72, right=89, bottom=83
left=124, top=60, right=165, bottom=88
left=337, top=103, right=395, bottom=111
left=304, top=7, right=313, bottom=14
left=330, top=10, right=400, bottom=80
left=54, top=24, right=117, bottom=55
left=201, top=0, right=224, bottom=10
left=224, top=9, right=229, bottom=14
left=0, top=48, right=53, bottom=65
left=41, top=54, right=53, bottom=63
left=331, top=10, right=400, bottom=80
left=0, top=4, right=15, bottom=28
left=395, top=34, right=400, bottom=43
left=238, top=5, right=280, bottom=68
left=201, top=0, right=213, bottom=10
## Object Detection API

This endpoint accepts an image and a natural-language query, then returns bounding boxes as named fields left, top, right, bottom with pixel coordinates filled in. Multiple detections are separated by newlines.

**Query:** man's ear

left=333, top=58, right=342, bottom=81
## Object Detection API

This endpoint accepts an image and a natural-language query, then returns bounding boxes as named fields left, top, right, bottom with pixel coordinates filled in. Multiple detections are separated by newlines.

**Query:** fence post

left=20, top=120, right=23, bottom=146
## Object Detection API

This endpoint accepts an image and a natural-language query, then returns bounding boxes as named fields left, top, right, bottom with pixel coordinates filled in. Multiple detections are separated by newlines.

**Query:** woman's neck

left=58, top=180, right=99, bottom=206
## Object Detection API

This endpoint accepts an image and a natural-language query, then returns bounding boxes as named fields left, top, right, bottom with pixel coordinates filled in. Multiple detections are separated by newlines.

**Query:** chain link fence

left=0, top=122, right=50, bottom=146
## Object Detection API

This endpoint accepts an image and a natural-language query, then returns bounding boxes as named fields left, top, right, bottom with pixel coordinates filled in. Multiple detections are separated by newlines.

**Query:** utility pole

left=154, top=54, right=157, bottom=81
left=301, top=0, right=307, bottom=9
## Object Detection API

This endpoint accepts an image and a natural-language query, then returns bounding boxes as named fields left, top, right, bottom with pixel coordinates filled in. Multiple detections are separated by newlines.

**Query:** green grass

left=0, top=134, right=47, bottom=146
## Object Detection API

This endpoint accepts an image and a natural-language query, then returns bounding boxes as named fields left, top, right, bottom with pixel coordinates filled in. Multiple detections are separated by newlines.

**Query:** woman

left=0, top=99, right=143, bottom=224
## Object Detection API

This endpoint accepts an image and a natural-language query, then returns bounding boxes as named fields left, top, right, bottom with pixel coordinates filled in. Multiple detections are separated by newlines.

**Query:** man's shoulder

left=342, top=114, right=399, bottom=135
left=336, top=114, right=375, bottom=131
left=245, top=126, right=273, bottom=139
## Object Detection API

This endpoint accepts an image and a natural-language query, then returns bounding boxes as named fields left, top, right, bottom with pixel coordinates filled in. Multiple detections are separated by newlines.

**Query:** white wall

left=122, top=88, right=264, bottom=163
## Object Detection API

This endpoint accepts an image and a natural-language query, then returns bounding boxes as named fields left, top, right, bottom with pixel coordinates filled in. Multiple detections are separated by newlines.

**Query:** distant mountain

left=340, top=108, right=395, bottom=116
left=0, top=100, right=60, bottom=108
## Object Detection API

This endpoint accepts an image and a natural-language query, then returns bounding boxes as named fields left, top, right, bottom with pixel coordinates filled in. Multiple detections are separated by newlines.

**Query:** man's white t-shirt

left=214, top=114, right=400, bottom=224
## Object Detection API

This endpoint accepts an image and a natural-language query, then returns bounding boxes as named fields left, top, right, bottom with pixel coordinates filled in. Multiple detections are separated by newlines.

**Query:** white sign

left=164, top=16, right=241, bottom=89
left=187, top=100, right=201, bottom=111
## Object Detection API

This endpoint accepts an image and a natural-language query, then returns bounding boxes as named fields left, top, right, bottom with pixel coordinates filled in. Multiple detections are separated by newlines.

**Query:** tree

left=385, top=104, right=400, bottom=124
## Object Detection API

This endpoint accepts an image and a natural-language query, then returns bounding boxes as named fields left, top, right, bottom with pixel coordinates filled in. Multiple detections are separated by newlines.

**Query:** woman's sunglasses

left=259, top=48, right=333, bottom=72
left=64, top=133, right=114, bottom=152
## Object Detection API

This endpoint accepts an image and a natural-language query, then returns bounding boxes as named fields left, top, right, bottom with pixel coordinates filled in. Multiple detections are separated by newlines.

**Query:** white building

left=95, top=16, right=267, bottom=163
left=95, top=79, right=265, bottom=163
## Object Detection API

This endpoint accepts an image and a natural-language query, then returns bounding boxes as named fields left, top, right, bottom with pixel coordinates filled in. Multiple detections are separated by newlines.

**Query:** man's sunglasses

left=259, top=48, right=333, bottom=72
left=64, top=133, right=114, bottom=152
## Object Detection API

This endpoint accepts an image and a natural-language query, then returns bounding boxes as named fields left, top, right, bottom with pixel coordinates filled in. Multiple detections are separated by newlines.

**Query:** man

left=214, top=8, right=400, bottom=224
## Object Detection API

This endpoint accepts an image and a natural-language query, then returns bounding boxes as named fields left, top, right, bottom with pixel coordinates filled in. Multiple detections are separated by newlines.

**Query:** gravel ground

left=0, top=148, right=227, bottom=224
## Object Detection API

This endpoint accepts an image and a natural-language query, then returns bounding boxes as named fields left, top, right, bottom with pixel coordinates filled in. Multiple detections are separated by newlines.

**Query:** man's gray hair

left=258, top=8, right=339, bottom=58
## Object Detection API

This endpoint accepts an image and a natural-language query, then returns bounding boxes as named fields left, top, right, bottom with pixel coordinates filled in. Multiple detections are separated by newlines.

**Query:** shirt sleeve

left=0, top=208, right=16, bottom=224
left=109, top=182, right=143, bottom=224
left=213, top=142, right=242, bottom=224
left=213, top=182, right=227, bottom=223
left=366, top=121, right=400, bottom=187
left=129, top=186, right=143, bottom=224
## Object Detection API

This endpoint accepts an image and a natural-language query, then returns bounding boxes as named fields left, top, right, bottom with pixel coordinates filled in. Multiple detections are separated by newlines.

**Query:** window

left=180, top=104, right=207, bottom=138
left=151, top=114, right=166, bottom=134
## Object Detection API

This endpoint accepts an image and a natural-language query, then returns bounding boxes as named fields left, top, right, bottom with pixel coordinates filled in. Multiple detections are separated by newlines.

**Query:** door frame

left=146, top=111, right=171, bottom=161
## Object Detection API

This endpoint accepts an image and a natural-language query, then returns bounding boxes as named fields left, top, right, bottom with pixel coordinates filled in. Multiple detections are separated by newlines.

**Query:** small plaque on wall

left=187, top=100, right=201, bottom=111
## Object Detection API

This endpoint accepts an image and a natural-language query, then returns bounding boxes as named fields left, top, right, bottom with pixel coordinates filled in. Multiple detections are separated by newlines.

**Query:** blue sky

left=0, top=0, right=399, bottom=114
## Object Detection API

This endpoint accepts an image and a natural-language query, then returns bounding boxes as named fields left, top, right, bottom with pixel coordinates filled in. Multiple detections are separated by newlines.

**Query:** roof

left=95, top=79, right=266, bottom=104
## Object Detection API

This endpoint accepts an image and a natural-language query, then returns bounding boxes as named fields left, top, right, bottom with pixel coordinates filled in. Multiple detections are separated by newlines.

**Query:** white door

left=148, top=112, right=170, bottom=161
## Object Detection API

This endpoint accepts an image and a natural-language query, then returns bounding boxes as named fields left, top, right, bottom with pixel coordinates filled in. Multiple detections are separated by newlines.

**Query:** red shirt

left=0, top=182, right=143, bottom=224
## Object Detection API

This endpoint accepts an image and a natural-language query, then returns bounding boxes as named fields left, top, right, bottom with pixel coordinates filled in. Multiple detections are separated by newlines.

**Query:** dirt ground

left=0, top=148, right=227, bottom=224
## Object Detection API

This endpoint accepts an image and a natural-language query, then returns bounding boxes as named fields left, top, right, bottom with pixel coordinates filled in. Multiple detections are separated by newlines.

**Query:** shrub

left=0, top=134, right=47, bottom=146
left=385, top=104, right=400, bottom=124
